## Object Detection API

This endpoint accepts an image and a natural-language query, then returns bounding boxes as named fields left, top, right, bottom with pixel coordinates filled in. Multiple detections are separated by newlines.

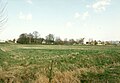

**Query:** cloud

left=26, top=13, right=32, bottom=20
left=86, top=5, right=91, bottom=8
left=91, top=0, right=111, bottom=12
left=82, top=11, right=90, bottom=20
left=19, top=12, right=25, bottom=20
left=26, top=0, right=33, bottom=4
left=19, top=12, right=32, bottom=21
left=74, top=11, right=90, bottom=20
left=65, top=22, right=74, bottom=28
left=75, top=12, right=81, bottom=18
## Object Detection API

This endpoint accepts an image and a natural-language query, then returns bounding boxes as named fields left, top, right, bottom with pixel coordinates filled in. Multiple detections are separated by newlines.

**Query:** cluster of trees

left=17, top=31, right=43, bottom=44
left=16, top=31, right=120, bottom=45
left=17, top=31, right=85, bottom=45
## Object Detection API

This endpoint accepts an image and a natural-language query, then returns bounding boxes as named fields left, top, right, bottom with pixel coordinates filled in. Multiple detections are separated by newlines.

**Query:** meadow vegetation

left=0, top=44, right=120, bottom=83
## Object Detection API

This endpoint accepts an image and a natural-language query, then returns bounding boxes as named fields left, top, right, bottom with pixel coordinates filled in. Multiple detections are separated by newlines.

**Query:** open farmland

left=0, top=44, right=120, bottom=83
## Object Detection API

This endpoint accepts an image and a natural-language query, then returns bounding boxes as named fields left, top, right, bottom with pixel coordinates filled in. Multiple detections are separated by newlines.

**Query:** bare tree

left=76, top=38, right=85, bottom=45
left=0, top=0, right=8, bottom=30
left=32, top=31, right=40, bottom=39
left=46, top=34, right=55, bottom=44
left=69, top=39, right=75, bottom=45
left=32, top=31, right=40, bottom=43
left=55, top=37, right=63, bottom=45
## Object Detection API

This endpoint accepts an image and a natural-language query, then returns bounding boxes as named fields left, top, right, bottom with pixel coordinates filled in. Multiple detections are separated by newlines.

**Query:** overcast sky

left=0, top=0, right=120, bottom=41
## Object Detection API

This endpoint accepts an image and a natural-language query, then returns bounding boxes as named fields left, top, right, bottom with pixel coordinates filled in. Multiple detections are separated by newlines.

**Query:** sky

left=0, top=0, right=120, bottom=41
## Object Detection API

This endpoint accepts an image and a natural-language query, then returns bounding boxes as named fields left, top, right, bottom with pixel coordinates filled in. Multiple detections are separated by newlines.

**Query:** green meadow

left=0, top=44, right=120, bottom=83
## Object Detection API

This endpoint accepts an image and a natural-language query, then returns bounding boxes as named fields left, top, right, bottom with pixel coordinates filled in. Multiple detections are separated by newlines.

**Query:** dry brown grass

left=0, top=66, right=119, bottom=83
left=52, top=71, right=79, bottom=83
left=34, top=74, right=49, bottom=83
left=0, top=60, right=118, bottom=83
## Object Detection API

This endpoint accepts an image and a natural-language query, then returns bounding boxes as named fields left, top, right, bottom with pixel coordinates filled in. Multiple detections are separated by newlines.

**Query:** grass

left=0, top=44, right=120, bottom=83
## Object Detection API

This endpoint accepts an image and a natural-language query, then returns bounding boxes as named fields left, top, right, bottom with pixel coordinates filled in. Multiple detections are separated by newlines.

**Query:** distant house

left=97, top=41, right=104, bottom=45
left=83, top=39, right=87, bottom=44
left=0, top=40, right=5, bottom=43
left=86, top=42, right=91, bottom=45
left=111, top=41, right=120, bottom=45
left=42, top=40, right=46, bottom=44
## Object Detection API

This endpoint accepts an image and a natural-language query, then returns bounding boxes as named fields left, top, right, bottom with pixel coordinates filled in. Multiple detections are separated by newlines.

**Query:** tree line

left=17, top=31, right=85, bottom=45
left=15, top=31, right=120, bottom=45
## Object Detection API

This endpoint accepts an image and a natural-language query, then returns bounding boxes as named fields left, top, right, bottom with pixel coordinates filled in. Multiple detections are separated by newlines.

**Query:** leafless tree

left=0, top=0, right=8, bottom=30
left=46, top=34, right=55, bottom=44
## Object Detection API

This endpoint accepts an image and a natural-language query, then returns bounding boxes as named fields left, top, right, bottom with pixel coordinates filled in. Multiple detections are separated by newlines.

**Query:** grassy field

left=0, top=44, right=120, bottom=83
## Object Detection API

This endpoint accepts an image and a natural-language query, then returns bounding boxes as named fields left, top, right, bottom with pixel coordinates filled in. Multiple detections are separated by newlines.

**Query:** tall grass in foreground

left=0, top=45, right=120, bottom=83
